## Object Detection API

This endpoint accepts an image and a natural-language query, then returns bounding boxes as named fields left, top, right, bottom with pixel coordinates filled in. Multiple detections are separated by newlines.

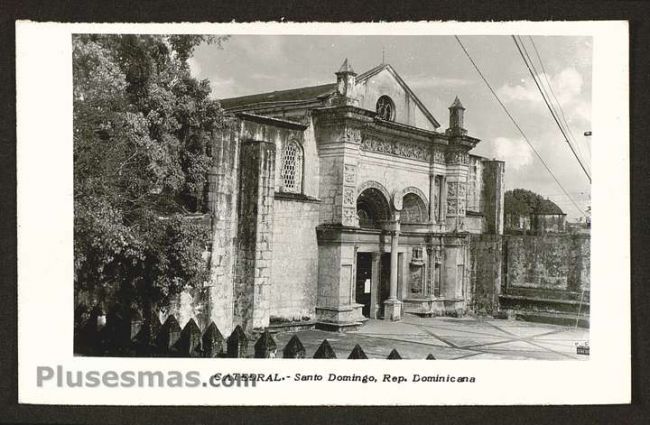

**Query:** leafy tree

left=73, top=34, right=228, bottom=314
left=504, top=188, right=564, bottom=216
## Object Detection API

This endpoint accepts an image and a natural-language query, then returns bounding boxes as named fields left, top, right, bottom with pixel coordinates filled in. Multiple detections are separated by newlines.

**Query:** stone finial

left=426, top=353, right=437, bottom=360
left=313, top=339, right=337, bottom=359
left=447, top=96, right=466, bottom=134
left=227, top=325, right=249, bottom=358
left=337, top=58, right=356, bottom=75
left=335, top=58, right=357, bottom=104
left=283, top=335, right=306, bottom=359
left=348, top=344, right=368, bottom=359
left=254, top=330, right=277, bottom=358
left=449, top=96, right=465, bottom=110
left=157, top=315, right=182, bottom=353
left=202, top=321, right=224, bottom=358
left=176, top=318, right=202, bottom=357
left=387, top=349, right=402, bottom=360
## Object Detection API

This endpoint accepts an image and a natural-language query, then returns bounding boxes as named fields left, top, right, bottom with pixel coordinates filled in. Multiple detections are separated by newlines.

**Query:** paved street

left=274, top=315, right=589, bottom=360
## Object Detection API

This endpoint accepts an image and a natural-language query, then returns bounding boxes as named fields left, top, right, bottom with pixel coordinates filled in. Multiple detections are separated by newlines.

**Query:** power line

left=527, top=36, right=591, bottom=172
left=523, top=37, right=590, bottom=173
left=513, top=35, right=591, bottom=180
left=453, top=35, right=586, bottom=216
left=512, top=35, right=592, bottom=183
left=514, top=35, right=591, bottom=180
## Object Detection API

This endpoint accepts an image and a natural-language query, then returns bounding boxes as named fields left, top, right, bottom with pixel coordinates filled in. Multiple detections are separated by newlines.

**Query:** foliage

left=73, top=34, right=228, bottom=308
left=504, top=188, right=564, bottom=216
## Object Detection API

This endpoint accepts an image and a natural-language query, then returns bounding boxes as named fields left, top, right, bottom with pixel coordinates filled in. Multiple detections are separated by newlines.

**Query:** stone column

left=481, top=160, right=506, bottom=235
left=389, top=230, right=399, bottom=299
left=426, top=246, right=434, bottom=297
left=428, top=174, right=436, bottom=224
left=370, top=252, right=381, bottom=319
left=441, top=176, right=448, bottom=223
left=434, top=247, right=442, bottom=297
left=383, top=218, right=402, bottom=321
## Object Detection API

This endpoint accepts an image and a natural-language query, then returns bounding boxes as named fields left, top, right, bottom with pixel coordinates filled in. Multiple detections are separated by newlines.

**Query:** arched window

left=376, top=96, right=395, bottom=121
left=280, top=140, right=303, bottom=193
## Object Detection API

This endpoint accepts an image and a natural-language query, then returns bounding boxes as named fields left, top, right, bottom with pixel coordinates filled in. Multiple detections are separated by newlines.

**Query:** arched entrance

left=356, top=187, right=391, bottom=229
left=355, top=186, right=392, bottom=318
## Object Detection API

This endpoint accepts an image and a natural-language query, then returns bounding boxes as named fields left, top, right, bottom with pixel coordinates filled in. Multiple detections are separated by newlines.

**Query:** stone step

left=514, top=311, right=590, bottom=328
left=266, top=320, right=317, bottom=334
left=499, top=294, right=589, bottom=315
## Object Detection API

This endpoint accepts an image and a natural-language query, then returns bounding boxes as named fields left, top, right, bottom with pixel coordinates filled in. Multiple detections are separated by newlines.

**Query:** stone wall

left=232, top=139, right=276, bottom=332
left=206, top=119, right=240, bottom=335
left=503, top=234, right=590, bottom=293
left=469, top=234, right=502, bottom=315
left=270, top=197, right=320, bottom=321
left=467, top=233, right=590, bottom=318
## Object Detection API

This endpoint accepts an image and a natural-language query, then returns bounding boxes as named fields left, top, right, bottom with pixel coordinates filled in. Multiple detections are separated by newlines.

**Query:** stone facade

left=198, top=60, right=508, bottom=332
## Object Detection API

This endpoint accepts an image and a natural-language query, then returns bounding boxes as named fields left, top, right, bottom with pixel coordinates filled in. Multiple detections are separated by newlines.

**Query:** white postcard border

left=16, top=21, right=630, bottom=405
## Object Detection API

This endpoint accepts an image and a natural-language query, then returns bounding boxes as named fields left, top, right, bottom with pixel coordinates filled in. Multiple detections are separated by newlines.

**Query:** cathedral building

left=205, top=59, right=505, bottom=334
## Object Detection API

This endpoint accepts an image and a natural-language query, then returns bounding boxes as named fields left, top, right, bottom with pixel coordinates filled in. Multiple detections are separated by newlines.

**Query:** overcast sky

left=188, top=35, right=592, bottom=219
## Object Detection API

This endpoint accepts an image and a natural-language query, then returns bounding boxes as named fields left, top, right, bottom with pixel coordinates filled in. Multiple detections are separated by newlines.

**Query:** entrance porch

left=315, top=224, right=471, bottom=331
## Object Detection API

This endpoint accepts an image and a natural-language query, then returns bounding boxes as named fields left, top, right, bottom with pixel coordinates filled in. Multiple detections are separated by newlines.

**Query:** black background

left=1, top=1, right=648, bottom=424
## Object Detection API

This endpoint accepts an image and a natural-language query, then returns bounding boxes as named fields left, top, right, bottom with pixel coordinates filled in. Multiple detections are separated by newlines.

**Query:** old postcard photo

left=17, top=21, right=629, bottom=405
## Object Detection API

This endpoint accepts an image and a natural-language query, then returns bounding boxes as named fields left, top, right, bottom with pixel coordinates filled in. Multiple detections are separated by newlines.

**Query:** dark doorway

left=355, top=253, right=372, bottom=317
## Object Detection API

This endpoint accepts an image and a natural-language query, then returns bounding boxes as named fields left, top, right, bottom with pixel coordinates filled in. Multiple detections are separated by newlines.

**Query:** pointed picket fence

left=74, top=307, right=439, bottom=359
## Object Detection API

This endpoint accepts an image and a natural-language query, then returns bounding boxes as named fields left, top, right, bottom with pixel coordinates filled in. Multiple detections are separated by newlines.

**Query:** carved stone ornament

left=447, top=182, right=458, bottom=198
left=446, top=150, right=469, bottom=165
left=458, top=182, right=467, bottom=198
left=343, top=207, right=358, bottom=225
left=433, top=149, right=446, bottom=164
left=360, top=136, right=432, bottom=162
left=341, top=127, right=362, bottom=144
left=343, top=164, right=357, bottom=184
left=458, top=198, right=466, bottom=215
left=343, top=187, right=356, bottom=206
left=447, top=198, right=458, bottom=215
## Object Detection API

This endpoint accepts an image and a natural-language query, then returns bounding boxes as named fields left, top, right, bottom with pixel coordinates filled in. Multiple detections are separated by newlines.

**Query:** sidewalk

left=273, top=315, right=589, bottom=360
